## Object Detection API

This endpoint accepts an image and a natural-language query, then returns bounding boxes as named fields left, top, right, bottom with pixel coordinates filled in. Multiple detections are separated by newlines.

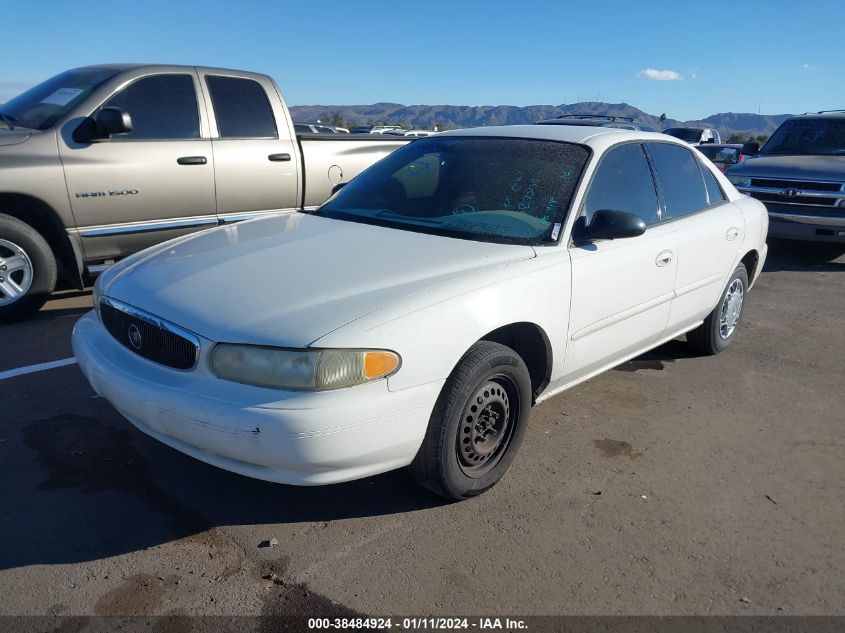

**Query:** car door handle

left=726, top=226, right=739, bottom=241
left=176, top=156, right=207, bottom=165
left=268, top=153, right=291, bottom=162
left=655, top=250, right=673, bottom=267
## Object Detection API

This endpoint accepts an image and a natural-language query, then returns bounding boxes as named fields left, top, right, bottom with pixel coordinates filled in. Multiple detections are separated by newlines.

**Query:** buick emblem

left=128, top=324, right=143, bottom=350
left=781, top=188, right=799, bottom=198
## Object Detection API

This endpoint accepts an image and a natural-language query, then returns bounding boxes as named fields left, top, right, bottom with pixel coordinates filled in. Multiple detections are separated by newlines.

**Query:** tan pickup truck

left=0, top=64, right=410, bottom=320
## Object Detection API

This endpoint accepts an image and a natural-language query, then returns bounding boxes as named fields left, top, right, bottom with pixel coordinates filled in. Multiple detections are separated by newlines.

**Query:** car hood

left=101, top=213, right=536, bottom=347
left=0, top=128, right=31, bottom=146
left=729, top=154, right=845, bottom=181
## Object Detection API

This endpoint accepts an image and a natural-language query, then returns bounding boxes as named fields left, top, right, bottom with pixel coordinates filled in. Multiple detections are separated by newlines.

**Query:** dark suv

left=535, top=114, right=657, bottom=132
left=726, top=111, right=845, bottom=242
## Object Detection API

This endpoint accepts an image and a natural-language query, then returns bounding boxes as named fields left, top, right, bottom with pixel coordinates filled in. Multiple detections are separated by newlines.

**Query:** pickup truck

left=0, top=64, right=409, bottom=320
left=726, top=111, right=845, bottom=242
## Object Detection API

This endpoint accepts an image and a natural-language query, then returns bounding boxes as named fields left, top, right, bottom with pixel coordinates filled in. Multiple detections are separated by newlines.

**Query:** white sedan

left=73, top=125, right=768, bottom=500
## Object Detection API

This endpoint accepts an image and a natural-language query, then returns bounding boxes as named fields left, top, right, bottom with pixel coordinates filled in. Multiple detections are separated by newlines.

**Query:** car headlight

left=728, top=175, right=751, bottom=187
left=209, top=344, right=401, bottom=391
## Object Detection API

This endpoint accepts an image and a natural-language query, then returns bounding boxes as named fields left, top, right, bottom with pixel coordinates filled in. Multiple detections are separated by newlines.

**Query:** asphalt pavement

left=1, top=238, right=843, bottom=619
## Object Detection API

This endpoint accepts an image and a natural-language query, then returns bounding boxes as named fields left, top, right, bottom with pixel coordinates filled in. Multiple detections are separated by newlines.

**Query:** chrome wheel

left=0, top=238, right=34, bottom=307
left=456, top=376, right=519, bottom=478
left=719, top=278, right=744, bottom=339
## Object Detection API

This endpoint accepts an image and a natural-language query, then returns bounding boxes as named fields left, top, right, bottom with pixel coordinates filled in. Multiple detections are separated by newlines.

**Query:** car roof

left=436, top=124, right=688, bottom=151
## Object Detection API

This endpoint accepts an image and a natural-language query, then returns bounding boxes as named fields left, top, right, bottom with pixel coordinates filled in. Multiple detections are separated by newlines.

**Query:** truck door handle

left=655, top=250, right=673, bottom=267
left=177, top=156, right=207, bottom=165
left=726, top=226, right=739, bottom=241
left=268, top=153, right=291, bottom=162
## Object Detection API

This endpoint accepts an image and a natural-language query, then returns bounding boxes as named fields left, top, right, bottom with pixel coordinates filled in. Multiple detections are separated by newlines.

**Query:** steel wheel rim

left=456, top=375, right=519, bottom=478
left=719, top=278, right=744, bottom=339
left=0, top=239, right=34, bottom=307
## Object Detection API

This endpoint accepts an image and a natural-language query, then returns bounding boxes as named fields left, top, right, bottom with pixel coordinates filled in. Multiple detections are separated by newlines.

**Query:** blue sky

left=1, top=0, right=841, bottom=120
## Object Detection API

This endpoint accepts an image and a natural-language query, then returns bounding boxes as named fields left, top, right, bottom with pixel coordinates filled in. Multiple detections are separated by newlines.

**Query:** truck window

left=646, top=143, right=708, bottom=219
left=206, top=76, right=278, bottom=139
left=101, top=74, right=200, bottom=140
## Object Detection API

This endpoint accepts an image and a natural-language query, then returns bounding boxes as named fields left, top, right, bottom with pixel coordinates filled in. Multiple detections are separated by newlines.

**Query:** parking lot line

left=0, top=357, right=78, bottom=381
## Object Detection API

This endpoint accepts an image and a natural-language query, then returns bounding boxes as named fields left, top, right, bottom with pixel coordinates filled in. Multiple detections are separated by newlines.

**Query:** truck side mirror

left=73, top=107, right=133, bottom=143
left=586, top=209, right=647, bottom=240
left=741, top=142, right=760, bottom=157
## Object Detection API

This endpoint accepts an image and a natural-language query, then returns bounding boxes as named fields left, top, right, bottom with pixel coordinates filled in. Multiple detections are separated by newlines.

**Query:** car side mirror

left=741, top=142, right=759, bottom=157
left=331, top=182, right=347, bottom=195
left=586, top=209, right=647, bottom=240
left=73, top=107, right=133, bottom=143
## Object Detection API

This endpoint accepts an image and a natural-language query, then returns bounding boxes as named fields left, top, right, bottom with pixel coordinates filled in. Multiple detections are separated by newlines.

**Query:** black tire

left=0, top=213, right=57, bottom=323
left=687, top=263, right=749, bottom=355
left=408, top=341, right=532, bottom=501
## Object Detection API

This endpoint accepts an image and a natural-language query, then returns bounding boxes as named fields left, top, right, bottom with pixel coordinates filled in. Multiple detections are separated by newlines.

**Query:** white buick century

left=73, top=125, right=768, bottom=500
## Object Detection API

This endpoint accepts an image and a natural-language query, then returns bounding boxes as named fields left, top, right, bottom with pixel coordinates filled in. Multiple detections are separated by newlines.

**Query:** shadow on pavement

left=763, top=237, right=845, bottom=272
left=614, top=339, right=704, bottom=372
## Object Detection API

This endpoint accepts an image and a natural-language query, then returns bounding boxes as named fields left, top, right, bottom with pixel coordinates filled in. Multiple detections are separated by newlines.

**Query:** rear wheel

left=0, top=213, right=57, bottom=322
left=687, top=263, right=748, bottom=355
left=408, top=341, right=532, bottom=500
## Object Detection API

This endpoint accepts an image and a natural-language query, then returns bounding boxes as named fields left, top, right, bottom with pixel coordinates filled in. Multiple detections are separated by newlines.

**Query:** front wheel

left=0, top=213, right=57, bottom=323
left=408, top=341, right=532, bottom=500
left=687, top=263, right=749, bottom=355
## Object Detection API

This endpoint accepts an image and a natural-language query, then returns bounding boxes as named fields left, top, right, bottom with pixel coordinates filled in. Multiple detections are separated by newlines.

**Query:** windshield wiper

left=0, top=112, right=16, bottom=130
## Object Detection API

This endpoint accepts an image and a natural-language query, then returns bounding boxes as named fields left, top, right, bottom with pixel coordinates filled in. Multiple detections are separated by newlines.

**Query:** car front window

left=317, top=137, right=590, bottom=245
left=761, top=118, right=845, bottom=156
left=1, top=68, right=120, bottom=130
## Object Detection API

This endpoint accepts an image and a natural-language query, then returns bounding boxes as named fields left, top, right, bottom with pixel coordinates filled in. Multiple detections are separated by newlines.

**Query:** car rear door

left=198, top=71, right=300, bottom=223
left=60, top=71, right=217, bottom=264
left=562, top=142, right=678, bottom=385
left=645, top=142, right=745, bottom=333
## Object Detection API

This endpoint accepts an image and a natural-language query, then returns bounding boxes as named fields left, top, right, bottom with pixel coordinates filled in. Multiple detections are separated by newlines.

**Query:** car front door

left=561, top=142, right=678, bottom=385
left=60, top=72, right=217, bottom=265
left=645, top=142, right=745, bottom=333
left=199, top=72, right=300, bottom=223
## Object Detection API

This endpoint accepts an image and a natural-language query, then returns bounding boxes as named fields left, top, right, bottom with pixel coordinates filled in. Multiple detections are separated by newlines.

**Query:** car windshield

left=664, top=128, right=703, bottom=142
left=761, top=118, right=845, bottom=156
left=317, top=136, right=590, bottom=245
left=1, top=67, right=119, bottom=130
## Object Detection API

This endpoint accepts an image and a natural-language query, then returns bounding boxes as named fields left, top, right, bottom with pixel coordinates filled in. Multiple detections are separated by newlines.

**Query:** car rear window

left=646, top=142, right=709, bottom=219
left=206, top=75, right=278, bottom=139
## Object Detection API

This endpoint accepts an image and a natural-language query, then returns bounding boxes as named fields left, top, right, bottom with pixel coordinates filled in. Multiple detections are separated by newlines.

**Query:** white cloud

left=802, top=63, right=817, bottom=70
left=637, top=69, right=683, bottom=81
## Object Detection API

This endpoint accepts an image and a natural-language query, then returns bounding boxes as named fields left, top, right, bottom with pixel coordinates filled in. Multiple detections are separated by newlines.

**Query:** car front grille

left=100, top=299, right=199, bottom=370
left=749, top=178, right=842, bottom=192
left=739, top=178, right=845, bottom=209
left=748, top=191, right=838, bottom=207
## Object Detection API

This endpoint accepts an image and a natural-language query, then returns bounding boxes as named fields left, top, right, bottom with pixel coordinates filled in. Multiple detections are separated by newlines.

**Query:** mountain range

left=289, top=102, right=793, bottom=137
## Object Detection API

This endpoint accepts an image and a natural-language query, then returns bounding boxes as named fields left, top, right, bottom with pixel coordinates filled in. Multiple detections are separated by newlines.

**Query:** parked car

left=726, top=111, right=845, bottom=242
left=536, top=114, right=657, bottom=132
left=370, top=125, right=404, bottom=134
left=696, top=143, right=746, bottom=173
left=73, top=125, right=767, bottom=500
left=0, top=64, right=410, bottom=320
left=404, top=129, right=436, bottom=137
left=664, top=127, right=722, bottom=145
left=349, top=125, right=374, bottom=134
left=294, top=123, right=339, bottom=134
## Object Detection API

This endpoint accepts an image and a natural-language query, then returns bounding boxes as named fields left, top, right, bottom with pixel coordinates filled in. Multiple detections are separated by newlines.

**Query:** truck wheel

left=687, top=263, right=749, bottom=355
left=0, top=213, right=57, bottom=322
left=408, top=341, right=532, bottom=501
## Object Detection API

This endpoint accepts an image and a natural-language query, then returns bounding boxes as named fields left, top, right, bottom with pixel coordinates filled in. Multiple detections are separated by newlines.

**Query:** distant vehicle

left=696, top=143, right=746, bottom=173
left=726, top=110, right=845, bottom=242
left=0, top=64, right=410, bottom=320
left=370, top=125, right=404, bottom=134
left=664, top=127, right=721, bottom=145
left=404, top=129, right=435, bottom=137
left=380, top=129, right=407, bottom=136
left=294, top=123, right=339, bottom=134
left=74, top=125, right=768, bottom=500
left=536, top=114, right=657, bottom=132
left=350, top=125, right=373, bottom=134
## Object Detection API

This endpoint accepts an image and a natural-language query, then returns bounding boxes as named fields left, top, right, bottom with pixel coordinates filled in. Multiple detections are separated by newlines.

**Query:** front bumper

left=767, top=211, right=845, bottom=242
left=72, top=312, right=442, bottom=485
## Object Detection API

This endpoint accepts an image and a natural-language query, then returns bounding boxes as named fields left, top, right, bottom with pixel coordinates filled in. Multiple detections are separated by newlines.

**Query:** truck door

left=60, top=71, right=217, bottom=264
left=198, top=72, right=299, bottom=223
